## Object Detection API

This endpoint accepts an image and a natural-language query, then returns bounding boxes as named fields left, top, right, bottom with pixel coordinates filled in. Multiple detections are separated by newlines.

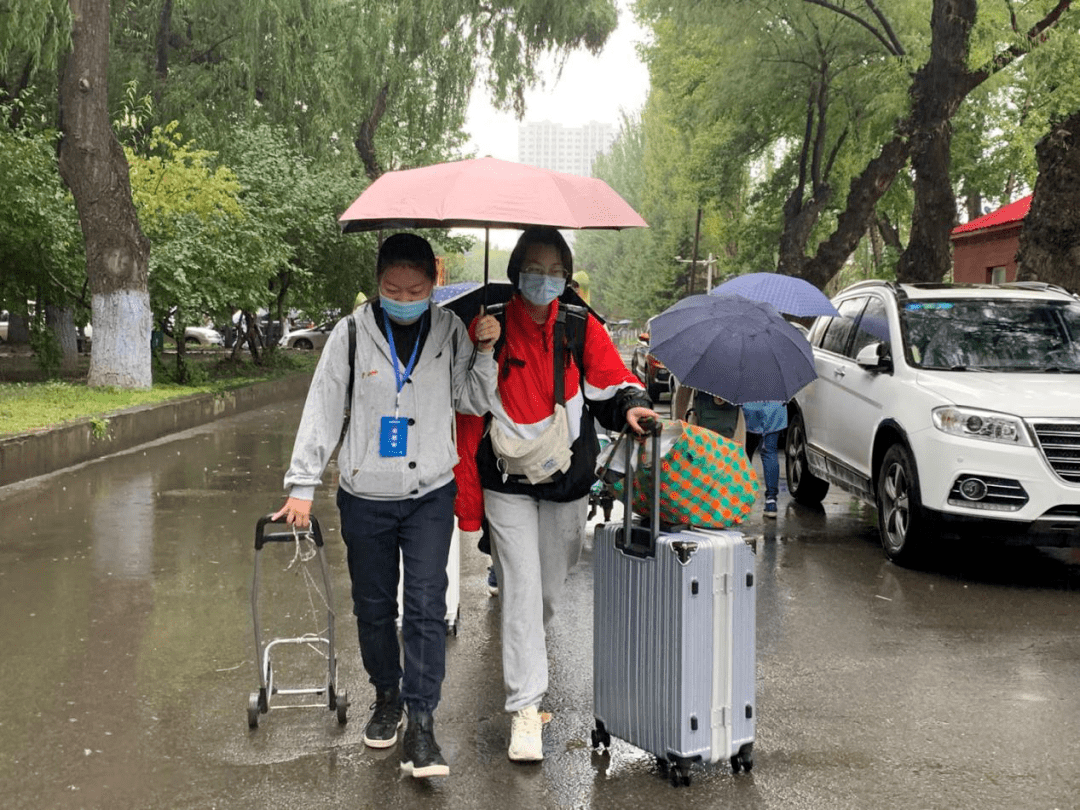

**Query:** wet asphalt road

left=1, top=396, right=1079, bottom=810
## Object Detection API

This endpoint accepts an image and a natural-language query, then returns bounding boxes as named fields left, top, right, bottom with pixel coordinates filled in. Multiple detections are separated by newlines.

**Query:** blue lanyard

left=383, top=310, right=424, bottom=399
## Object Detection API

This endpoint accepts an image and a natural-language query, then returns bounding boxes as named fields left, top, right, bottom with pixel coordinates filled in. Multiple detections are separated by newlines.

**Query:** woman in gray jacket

left=275, top=233, right=499, bottom=778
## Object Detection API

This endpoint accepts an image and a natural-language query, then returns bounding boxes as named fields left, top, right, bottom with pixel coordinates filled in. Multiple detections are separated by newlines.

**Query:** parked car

left=184, top=325, right=224, bottom=346
left=787, top=280, right=1080, bottom=565
left=630, top=317, right=671, bottom=401
left=279, top=322, right=334, bottom=350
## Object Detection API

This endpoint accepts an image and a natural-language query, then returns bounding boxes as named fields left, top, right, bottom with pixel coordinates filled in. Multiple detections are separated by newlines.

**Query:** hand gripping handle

left=254, top=513, right=324, bottom=550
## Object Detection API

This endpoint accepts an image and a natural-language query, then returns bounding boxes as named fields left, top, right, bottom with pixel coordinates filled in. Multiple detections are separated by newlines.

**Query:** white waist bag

left=489, top=405, right=573, bottom=485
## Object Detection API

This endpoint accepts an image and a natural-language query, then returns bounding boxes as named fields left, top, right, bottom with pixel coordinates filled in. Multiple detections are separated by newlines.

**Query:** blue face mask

left=519, top=272, right=566, bottom=307
left=380, top=295, right=430, bottom=324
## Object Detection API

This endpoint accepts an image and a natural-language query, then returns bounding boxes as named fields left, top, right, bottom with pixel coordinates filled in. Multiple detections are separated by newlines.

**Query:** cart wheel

left=247, top=692, right=260, bottom=729
left=336, top=691, right=349, bottom=725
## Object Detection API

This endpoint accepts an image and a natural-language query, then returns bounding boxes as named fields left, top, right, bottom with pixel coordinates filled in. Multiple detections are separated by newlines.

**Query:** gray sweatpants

left=483, top=489, right=589, bottom=713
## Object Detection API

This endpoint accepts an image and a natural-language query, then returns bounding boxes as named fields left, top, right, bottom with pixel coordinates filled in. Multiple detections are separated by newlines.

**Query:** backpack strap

left=561, top=303, right=588, bottom=374
left=339, top=314, right=357, bottom=444
left=488, top=300, right=587, bottom=400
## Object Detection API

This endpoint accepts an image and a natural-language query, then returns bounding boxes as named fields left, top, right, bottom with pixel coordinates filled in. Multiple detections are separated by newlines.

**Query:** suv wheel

left=785, top=410, right=829, bottom=505
left=876, top=443, right=929, bottom=565
left=294, top=338, right=314, bottom=350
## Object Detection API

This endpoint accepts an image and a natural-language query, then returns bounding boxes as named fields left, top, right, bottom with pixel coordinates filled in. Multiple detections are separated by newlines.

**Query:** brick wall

left=951, top=225, right=1021, bottom=283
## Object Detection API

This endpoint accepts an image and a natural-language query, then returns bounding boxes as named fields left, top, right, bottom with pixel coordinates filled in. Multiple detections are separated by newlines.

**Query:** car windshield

left=903, top=298, right=1080, bottom=372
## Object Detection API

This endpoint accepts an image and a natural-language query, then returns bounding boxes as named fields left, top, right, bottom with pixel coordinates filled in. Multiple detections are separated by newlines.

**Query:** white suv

left=786, top=280, right=1080, bottom=564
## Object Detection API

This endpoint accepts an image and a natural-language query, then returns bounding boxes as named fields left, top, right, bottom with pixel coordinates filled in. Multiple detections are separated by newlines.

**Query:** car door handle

left=833, top=367, right=846, bottom=378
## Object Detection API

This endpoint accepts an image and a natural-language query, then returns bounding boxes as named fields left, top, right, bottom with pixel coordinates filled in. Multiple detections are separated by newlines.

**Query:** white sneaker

left=508, top=705, right=544, bottom=762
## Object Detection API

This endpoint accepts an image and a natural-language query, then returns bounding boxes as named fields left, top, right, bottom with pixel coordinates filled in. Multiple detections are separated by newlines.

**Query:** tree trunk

left=241, top=310, right=262, bottom=364
left=895, top=0, right=977, bottom=283
left=57, top=0, right=152, bottom=389
left=801, top=135, right=911, bottom=290
left=1016, top=109, right=1080, bottom=292
left=7, top=312, right=30, bottom=345
left=799, top=0, right=1068, bottom=289
left=355, top=82, right=390, bottom=181
left=45, top=304, right=80, bottom=371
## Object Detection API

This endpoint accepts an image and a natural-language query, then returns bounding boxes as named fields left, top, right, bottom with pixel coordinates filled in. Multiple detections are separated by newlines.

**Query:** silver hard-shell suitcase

left=591, top=425, right=756, bottom=786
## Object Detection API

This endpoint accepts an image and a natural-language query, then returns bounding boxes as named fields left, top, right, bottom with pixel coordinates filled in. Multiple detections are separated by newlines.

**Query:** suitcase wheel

left=590, top=721, right=611, bottom=750
left=731, top=743, right=754, bottom=773
left=669, top=759, right=692, bottom=787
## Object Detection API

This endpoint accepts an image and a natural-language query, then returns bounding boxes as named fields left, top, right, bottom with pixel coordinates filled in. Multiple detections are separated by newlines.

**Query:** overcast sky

left=463, top=4, right=651, bottom=160
left=455, top=3, right=651, bottom=248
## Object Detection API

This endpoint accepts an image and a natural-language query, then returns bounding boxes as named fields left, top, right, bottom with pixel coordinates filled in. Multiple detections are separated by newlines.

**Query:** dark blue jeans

left=337, top=482, right=455, bottom=713
left=744, top=431, right=780, bottom=500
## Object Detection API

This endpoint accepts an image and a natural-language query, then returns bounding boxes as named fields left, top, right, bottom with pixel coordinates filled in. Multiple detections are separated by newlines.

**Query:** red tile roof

left=951, top=195, right=1032, bottom=236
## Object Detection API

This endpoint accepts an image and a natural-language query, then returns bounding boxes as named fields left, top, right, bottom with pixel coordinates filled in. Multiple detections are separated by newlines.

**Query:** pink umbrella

left=339, top=156, right=647, bottom=234
left=339, top=157, right=647, bottom=294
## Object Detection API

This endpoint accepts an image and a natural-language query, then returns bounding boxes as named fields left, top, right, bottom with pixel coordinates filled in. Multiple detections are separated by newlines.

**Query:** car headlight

left=931, top=406, right=1032, bottom=446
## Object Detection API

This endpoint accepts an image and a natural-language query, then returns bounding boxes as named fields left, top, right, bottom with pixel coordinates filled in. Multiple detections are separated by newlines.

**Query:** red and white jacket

left=454, top=295, right=649, bottom=529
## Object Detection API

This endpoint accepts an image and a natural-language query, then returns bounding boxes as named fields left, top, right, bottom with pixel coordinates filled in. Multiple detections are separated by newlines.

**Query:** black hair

left=506, top=226, right=573, bottom=289
left=376, top=233, right=437, bottom=281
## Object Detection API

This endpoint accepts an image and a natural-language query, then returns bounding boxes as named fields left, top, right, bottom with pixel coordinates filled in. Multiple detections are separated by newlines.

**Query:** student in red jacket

left=456, top=226, right=657, bottom=762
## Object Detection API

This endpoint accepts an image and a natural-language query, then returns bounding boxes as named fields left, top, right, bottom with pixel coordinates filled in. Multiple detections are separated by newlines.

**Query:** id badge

left=379, top=416, right=408, bottom=457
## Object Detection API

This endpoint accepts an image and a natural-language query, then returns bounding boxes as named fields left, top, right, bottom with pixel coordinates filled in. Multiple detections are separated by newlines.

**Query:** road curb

left=0, top=372, right=312, bottom=488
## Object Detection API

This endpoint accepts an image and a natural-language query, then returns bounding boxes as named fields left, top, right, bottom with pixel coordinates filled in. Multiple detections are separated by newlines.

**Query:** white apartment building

left=517, top=120, right=615, bottom=177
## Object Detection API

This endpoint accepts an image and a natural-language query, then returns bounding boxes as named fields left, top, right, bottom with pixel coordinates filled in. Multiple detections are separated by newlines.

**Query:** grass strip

left=0, top=352, right=318, bottom=436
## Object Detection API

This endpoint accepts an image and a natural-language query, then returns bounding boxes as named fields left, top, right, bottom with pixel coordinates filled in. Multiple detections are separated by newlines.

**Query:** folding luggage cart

left=247, top=514, right=349, bottom=729
left=591, top=426, right=757, bottom=786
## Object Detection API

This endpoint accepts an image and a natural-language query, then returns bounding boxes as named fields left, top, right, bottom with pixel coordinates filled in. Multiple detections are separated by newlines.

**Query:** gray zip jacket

left=284, top=303, right=496, bottom=501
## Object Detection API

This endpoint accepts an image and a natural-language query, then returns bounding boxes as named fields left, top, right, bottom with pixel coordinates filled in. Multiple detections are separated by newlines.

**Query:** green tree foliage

left=106, top=0, right=618, bottom=178
left=0, top=0, right=69, bottom=113
left=4, top=0, right=620, bottom=385
left=574, top=104, right=698, bottom=322
left=633, top=0, right=1080, bottom=289
left=0, top=94, right=86, bottom=372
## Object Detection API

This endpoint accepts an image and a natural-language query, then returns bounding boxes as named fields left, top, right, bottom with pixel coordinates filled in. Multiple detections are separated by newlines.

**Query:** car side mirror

left=855, top=342, right=892, bottom=372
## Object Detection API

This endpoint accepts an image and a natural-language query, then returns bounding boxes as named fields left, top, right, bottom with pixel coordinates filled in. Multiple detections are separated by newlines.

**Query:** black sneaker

left=363, top=686, right=404, bottom=748
left=399, top=710, right=449, bottom=778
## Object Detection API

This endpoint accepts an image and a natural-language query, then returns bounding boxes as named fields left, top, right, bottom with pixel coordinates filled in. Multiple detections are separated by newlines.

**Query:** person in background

left=456, top=227, right=659, bottom=763
left=740, top=400, right=787, bottom=518
left=274, top=233, right=500, bottom=779
left=672, top=383, right=746, bottom=445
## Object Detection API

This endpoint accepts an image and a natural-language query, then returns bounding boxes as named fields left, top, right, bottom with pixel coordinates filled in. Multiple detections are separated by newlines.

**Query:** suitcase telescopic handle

left=255, top=513, right=324, bottom=550
left=616, top=420, right=662, bottom=559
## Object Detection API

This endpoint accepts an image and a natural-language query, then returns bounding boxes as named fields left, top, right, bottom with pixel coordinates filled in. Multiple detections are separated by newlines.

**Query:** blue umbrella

left=649, top=295, right=817, bottom=404
left=431, top=281, right=481, bottom=303
left=711, top=272, right=839, bottom=317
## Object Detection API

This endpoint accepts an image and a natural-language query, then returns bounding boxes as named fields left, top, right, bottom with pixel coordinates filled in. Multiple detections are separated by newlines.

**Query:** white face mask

left=519, top=272, right=566, bottom=306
